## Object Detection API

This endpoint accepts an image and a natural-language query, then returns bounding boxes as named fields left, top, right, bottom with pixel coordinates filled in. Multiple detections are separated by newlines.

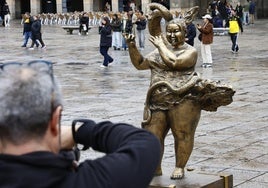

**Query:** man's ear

left=49, top=106, right=62, bottom=136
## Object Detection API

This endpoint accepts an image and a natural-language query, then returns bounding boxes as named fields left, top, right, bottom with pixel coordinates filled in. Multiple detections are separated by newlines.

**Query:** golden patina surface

left=125, top=3, right=235, bottom=180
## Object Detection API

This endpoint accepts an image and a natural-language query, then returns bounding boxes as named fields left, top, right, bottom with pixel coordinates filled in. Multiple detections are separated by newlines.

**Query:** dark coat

left=136, top=18, right=147, bottom=30
left=23, top=16, right=34, bottom=34
left=100, top=18, right=112, bottom=47
left=31, top=19, right=42, bottom=37
left=186, top=23, right=196, bottom=46
left=0, top=120, right=161, bottom=188
left=110, top=15, right=122, bottom=32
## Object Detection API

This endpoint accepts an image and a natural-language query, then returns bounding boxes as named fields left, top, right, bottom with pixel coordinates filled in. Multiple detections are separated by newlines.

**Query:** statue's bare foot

left=170, top=167, right=184, bottom=179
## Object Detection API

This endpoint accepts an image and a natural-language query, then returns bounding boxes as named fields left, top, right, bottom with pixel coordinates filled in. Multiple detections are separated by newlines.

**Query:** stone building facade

left=2, top=0, right=268, bottom=19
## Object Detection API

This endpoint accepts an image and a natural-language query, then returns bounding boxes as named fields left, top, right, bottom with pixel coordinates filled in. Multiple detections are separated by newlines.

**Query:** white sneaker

left=100, top=65, right=108, bottom=68
left=78, top=32, right=81, bottom=35
left=41, top=46, right=46, bottom=49
left=28, top=47, right=34, bottom=50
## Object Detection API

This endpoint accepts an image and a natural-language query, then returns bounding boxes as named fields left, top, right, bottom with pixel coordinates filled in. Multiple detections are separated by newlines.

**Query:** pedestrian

left=21, top=12, right=38, bottom=48
left=243, top=0, right=250, bottom=25
left=110, top=13, right=122, bottom=50
left=78, top=12, right=89, bottom=35
left=235, top=2, right=244, bottom=24
left=121, top=11, right=133, bottom=51
left=29, top=15, right=46, bottom=50
left=249, top=0, right=256, bottom=25
left=135, top=11, right=147, bottom=50
left=1, top=2, right=10, bottom=27
left=99, top=16, right=113, bottom=68
left=197, top=14, right=214, bottom=68
left=0, top=60, right=161, bottom=188
left=226, top=9, right=243, bottom=53
left=185, top=20, right=196, bottom=46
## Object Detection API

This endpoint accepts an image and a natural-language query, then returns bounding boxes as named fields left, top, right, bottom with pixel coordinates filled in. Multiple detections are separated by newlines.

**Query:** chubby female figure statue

left=125, top=3, right=235, bottom=179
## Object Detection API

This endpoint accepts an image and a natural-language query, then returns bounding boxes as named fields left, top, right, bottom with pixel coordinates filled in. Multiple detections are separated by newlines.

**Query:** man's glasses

left=0, top=60, right=56, bottom=117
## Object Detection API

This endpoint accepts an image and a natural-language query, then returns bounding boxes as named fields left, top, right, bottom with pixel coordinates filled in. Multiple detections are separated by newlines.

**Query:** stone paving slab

left=0, top=19, right=267, bottom=187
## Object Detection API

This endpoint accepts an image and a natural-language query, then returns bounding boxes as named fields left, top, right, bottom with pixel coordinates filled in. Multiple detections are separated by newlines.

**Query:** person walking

left=29, top=15, right=46, bottom=50
left=2, top=2, right=10, bottom=27
left=226, top=9, right=243, bottom=54
left=235, top=2, right=244, bottom=25
left=249, top=0, right=256, bottom=25
left=21, top=12, right=38, bottom=48
left=110, top=13, right=122, bottom=50
left=135, top=11, right=147, bottom=50
left=243, top=0, right=250, bottom=25
left=197, top=14, right=214, bottom=68
left=78, top=12, right=89, bottom=35
left=99, top=16, right=113, bottom=68
left=0, top=60, right=161, bottom=188
left=121, top=11, right=133, bottom=51
left=185, top=20, right=196, bottom=46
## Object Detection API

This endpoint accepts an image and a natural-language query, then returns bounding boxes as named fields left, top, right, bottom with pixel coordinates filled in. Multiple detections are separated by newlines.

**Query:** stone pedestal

left=149, top=172, right=233, bottom=188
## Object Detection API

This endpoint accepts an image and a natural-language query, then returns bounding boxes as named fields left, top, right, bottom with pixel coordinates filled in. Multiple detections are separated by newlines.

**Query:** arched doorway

left=66, top=0, right=83, bottom=12
left=14, top=0, right=30, bottom=18
left=41, top=0, right=57, bottom=13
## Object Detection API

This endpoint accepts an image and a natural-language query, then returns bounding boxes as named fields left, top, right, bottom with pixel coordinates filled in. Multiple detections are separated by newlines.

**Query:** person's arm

left=74, top=120, right=161, bottom=188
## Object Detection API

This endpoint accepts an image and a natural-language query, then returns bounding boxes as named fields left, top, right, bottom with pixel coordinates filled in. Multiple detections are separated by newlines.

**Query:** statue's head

left=146, top=3, right=199, bottom=43
left=166, top=19, right=186, bottom=47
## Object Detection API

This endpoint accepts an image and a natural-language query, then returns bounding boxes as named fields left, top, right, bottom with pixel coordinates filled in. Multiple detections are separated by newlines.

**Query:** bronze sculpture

left=125, top=3, right=235, bottom=179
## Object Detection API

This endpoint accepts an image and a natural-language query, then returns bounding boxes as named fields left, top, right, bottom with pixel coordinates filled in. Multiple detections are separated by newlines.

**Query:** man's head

left=0, top=61, right=63, bottom=154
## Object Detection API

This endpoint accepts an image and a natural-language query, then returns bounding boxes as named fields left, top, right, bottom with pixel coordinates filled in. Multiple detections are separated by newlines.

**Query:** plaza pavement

left=0, top=19, right=267, bottom=187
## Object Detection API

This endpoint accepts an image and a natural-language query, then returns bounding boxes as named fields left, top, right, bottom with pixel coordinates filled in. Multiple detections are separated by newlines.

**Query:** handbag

left=198, top=33, right=202, bottom=41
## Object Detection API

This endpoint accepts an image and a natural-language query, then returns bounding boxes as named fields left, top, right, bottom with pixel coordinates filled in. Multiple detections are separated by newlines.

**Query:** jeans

left=137, top=29, right=145, bottom=48
left=244, top=12, right=249, bottom=25
left=122, top=37, right=128, bottom=50
left=100, top=46, right=113, bottom=66
left=230, top=33, right=239, bottom=52
left=112, top=31, right=122, bottom=49
left=22, top=31, right=32, bottom=46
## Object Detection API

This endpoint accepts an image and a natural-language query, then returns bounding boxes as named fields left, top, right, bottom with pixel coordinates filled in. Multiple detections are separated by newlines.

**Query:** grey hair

left=0, top=67, right=63, bottom=145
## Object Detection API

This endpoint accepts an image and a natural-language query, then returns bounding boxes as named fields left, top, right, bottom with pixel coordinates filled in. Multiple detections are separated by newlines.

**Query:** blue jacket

left=186, top=23, right=197, bottom=46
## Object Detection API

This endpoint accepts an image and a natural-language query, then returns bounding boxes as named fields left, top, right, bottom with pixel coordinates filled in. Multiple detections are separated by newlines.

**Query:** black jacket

left=136, top=18, right=147, bottom=30
left=23, top=17, right=34, bottom=34
left=186, top=23, right=197, bottom=46
left=31, top=19, right=42, bottom=37
left=0, top=120, right=160, bottom=188
left=110, top=18, right=122, bottom=32
left=100, top=24, right=112, bottom=47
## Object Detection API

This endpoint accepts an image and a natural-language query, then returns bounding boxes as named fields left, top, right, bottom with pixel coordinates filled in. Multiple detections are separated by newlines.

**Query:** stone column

left=31, top=0, right=41, bottom=15
left=57, top=0, right=63, bottom=13
left=112, top=0, right=119, bottom=12
left=141, top=0, right=150, bottom=13
left=84, top=0, right=93, bottom=12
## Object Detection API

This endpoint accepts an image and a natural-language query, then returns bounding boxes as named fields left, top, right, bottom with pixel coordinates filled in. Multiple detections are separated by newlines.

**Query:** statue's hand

left=149, top=35, right=164, bottom=48
left=123, top=33, right=135, bottom=44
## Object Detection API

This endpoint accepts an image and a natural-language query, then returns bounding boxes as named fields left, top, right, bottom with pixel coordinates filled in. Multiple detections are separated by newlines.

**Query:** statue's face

left=166, top=23, right=185, bottom=47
